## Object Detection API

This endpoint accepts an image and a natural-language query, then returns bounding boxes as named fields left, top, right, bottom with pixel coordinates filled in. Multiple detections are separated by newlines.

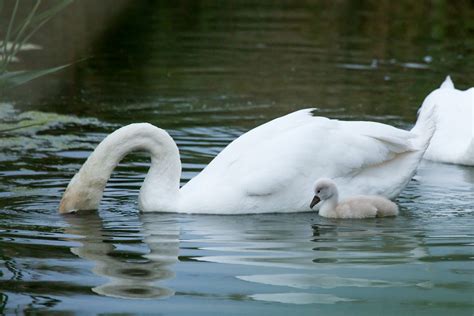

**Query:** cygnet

left=310, top=178, right=399, bottom=219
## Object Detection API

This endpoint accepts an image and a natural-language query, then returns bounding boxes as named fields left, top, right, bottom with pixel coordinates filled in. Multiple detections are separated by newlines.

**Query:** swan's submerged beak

left=310, top=195, right=321, bottom=209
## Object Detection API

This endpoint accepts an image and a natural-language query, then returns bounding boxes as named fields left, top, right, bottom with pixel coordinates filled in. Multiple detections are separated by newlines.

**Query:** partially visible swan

left=59, top=107, right=435, bottom=214
left=310, top=178, right=399, bottom=218
left=419, top=76, right=473, bottom=166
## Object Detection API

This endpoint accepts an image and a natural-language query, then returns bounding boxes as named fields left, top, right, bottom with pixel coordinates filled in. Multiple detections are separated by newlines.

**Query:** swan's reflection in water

left=189, top=215, right=429, bottom=269
left=183, top=214, right=435, bottom=305
left=234, top=220, right=435, bottom=304
left=65, top=212, right=179, bottom=299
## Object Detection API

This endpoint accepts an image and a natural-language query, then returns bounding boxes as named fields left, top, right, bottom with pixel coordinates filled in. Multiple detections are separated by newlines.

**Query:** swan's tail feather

left=410, top=103, right=437, bottom=153
left=440, top=75, right=455, bottom=89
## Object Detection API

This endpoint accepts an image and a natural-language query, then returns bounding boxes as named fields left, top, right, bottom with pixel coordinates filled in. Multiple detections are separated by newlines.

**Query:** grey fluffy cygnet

left=310, top=178, right=399, bottom=219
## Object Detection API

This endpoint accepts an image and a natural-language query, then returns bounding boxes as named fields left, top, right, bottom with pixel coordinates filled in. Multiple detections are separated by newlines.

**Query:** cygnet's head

left=310, top=178, right=338, bottom=208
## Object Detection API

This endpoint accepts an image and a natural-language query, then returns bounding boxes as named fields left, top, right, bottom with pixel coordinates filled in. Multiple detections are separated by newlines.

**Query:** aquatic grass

left=0, top=0, right=74, bottom=133
left=0, top=0, right=19, bottom=70
left=0, top=63, right=71, bottom=90
left=0, top=0, right=73, bottom=91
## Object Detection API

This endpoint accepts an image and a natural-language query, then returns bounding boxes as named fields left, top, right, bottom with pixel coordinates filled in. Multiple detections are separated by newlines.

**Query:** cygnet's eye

left=317, top=190, right=321, bottom=194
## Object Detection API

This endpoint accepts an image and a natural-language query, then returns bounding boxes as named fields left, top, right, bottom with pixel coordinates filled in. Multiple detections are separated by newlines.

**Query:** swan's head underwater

left=310, top=178, right=337, bottom=208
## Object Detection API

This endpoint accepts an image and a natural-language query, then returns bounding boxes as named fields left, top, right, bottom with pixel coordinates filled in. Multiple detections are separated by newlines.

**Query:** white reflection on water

left=237, top=274, right=433, bottom=290
left=250, top=292, right=357, bottom=305
left=64, top=213, right=179, bottom=299
left=189, top=216, right=430, bottom=270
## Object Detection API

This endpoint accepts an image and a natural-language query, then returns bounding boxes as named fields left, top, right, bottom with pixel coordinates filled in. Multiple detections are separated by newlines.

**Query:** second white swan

left=59, top=108, right=435, bottom=214
left=418, top=76, right=473, bottom=166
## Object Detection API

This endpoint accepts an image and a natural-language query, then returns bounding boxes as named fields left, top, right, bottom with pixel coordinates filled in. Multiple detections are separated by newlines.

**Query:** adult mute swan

left=59, top=108, right=435, bottom=214
left=419, top=76, right=473, bottom=166
left=310, top=178, right=399, bottom=218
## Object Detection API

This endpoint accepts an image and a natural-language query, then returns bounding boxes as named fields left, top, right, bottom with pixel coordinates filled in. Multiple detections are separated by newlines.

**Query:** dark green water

left=1, top=1, right=473, bottom=315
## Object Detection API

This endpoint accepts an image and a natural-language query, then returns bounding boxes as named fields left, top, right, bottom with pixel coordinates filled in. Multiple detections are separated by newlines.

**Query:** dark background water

left=1, top=1, right=473, bottom=315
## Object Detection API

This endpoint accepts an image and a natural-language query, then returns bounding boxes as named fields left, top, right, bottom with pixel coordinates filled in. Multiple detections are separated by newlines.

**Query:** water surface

left=1, top=1, right=473, bottom=315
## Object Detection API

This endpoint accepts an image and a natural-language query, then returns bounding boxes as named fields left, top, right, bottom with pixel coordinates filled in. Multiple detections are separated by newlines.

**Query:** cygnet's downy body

left=310, top=178, right=399, bottom=219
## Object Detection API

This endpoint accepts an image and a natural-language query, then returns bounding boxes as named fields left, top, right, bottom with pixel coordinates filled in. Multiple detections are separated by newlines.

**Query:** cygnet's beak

left=310, top=195, right=321, bottom=209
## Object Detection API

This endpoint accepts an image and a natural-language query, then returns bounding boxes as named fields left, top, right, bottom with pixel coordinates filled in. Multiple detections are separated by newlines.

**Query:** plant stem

left=2, top=0, right=19, bottom=71
left=8, top=0, right=42, bottom=66
left=0, top=122, right=45, bottom=133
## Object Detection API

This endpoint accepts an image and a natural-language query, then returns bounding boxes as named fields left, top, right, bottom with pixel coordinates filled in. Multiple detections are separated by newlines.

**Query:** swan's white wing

left=233, top=117, right=416, bottom=197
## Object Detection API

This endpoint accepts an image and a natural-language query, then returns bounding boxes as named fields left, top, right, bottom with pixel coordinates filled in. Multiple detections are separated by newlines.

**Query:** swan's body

left=59, top=108, right=435, bottom=214
left=310, top=178, right=398, bottom=219
left=419, top=76, right=473, bottom=166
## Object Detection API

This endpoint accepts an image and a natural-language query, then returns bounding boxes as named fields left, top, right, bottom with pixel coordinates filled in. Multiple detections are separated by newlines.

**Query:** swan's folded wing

left=315, top=119, right=418, bottom=173
left=231, top=117, right=418, bottom=197
left=343, top=121, right=417, bottom=153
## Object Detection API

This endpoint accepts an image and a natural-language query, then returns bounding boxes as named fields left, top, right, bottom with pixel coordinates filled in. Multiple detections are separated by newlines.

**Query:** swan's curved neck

left=59, top=123, right=181, bottom=213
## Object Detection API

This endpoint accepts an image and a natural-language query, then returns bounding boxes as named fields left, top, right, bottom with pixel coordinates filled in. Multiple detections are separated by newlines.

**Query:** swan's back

left=179, top=109, right=431, bottom=214
left=419, top=76, right=474, bottom=165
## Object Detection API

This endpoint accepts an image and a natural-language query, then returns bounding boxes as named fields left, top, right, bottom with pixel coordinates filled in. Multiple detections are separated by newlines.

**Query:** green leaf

left=29, top=0, right=74, bottom=25
left=0, top=63, right=71, bottom=90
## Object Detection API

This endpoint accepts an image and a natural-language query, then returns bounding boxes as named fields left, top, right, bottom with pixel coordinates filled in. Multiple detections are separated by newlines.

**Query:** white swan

left=310, top=178, right=399, bottom=218
left=419, top=76, right=473, bottom=166
left=59, top=108, right=435, bottom=214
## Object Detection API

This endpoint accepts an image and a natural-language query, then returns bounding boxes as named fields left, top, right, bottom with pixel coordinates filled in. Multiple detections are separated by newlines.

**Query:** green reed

left=0, top=0, right=73, bottom=90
